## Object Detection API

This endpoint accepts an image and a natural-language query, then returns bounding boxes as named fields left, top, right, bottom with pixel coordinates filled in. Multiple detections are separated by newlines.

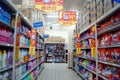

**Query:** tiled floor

left=37, top=63, right=83, bottom=80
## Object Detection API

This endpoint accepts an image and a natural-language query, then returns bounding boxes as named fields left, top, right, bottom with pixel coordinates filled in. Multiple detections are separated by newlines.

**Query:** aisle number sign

left=58, top=11, right=76, bottom=26
left=35, top=0, right=64, bottom=13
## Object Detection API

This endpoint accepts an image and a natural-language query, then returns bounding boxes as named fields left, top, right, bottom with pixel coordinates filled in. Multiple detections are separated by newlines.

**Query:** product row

left=0, top=27, right=14, bottom=44
left=98, top=29, right=120, bottom=46
left=0, top=5, right=11, bottom=25
left=98, top=48, right=120, bottom=64
left=0, top=49, right=13, bottom=69
left=98, top=63, right=120, bottom=80
left=97, top=11, right=120, bottom=34
left=15, top=59, right=42, bottom=79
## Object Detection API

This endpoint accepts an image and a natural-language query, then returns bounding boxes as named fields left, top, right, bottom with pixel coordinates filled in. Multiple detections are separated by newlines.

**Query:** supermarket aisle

left=37, top=63, right=83, bottom=80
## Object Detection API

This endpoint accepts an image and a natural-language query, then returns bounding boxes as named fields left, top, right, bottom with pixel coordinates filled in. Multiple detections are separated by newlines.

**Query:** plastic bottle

left=0, top=50, right=2, bottom=68
left=2, top=50, right=7, bottom=68
left=0, top=74, right=3, bottom=80
left=7, top=50, right=13, bottom=66
left=3, top=72, right=9, bottom=80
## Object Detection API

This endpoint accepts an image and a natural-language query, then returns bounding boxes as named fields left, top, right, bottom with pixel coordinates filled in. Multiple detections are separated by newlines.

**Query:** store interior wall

left=45, top=26, right=75, bottom=67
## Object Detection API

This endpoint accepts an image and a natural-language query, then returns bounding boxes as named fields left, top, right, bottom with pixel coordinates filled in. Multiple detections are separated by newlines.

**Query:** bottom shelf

left=77, top=72, right=86, bottom=80
left=34, top=67, right=44, bottom=80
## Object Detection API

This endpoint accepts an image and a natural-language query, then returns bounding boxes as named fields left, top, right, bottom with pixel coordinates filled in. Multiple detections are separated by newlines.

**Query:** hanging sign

left=33, top=22, right=43, bottom=28
left=58, top=11, right=76, bottom=26
left=43, top=35, right=49, bottom=38
left=113, top=0, right=120, bottom=3
left=35, top=0, right=64, bottom=13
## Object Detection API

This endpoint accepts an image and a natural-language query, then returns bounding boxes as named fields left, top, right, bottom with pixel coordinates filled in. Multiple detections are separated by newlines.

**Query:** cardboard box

left=104, top=0, right=113, bottom=14
left=90, top=0, right=96, bottom=7
left=96, top=0, right=104, bottom=19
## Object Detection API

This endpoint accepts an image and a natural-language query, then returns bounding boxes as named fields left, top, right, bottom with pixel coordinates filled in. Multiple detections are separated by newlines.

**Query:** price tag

left=29, top=47, right=35, bottom=55
left=15, top=46, right=19, bottom=61
left=91, top=47, right=96, bottom=58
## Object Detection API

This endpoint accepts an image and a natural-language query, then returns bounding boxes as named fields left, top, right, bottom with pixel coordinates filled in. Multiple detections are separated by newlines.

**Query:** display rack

left=0, top=1, right=44, bottom=80
left=74, top=3, right=120, bottom=80
left=45, top=42, right=66, bottom=63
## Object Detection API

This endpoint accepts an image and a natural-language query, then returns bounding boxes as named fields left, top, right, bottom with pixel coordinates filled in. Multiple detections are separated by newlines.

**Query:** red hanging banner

left=35, top=0, right=64, bottom=13
left=58, top=11, right=77, bottom=26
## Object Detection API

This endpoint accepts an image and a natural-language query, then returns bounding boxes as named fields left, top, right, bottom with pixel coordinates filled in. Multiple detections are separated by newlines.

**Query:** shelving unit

left=45, top=43, right=66, bottom=63
left=74, top=1, right=120, bottom=80
left=0, top=1, right=45, bottom=80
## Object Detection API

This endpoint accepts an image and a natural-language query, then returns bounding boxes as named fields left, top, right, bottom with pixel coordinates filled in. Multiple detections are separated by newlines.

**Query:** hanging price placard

left=29, top=47, right=36, bottom=55
left=91, top=47, right=96, bottom=58
left=58, top=11, right=76, bottom=26
left=35, top=0, right=64, bottom=13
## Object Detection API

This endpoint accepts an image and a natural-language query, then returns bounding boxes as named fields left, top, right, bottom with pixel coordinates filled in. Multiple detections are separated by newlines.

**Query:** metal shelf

left=19, top=62, right=42, bottom=80
left=97, top=23, right=120, bottom=37
left=0, top=20, right=14, bottom=31
left=98, top=60, right=120, bottom=68
left=77, top=72, right=86, bottom=80
left=0, top=65, right=12, bottom=73
left=80, top=36, right=95, bottom=41
left=20, top=32, right=27, bottom=36
left=19, top=46, right=29, bottom=49
left=79, top=4, right=120, bottom=35
left=98, top=74, right=108, bottom=80
left=98, top=45, right=120, bottom=48
left=78, top=56, right=96, bottom=61
left=45, top=42, right=65, bottom=44
left=33, top=67, right=44, bottom=80
left=19, top=13, right=32, bottom=30
left=0, top=43, right=14, bottom=47
left=96, top=4, right=120, bottom=23
left=78, top=64, right=96, bottom=74
left=81, top=47, right=91, bottom=49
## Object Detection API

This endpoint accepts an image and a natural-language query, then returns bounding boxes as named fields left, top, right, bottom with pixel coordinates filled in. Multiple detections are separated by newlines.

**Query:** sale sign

left=35, top=0, right=64, bottom=13
left=58, top=11, right=76, bottom=26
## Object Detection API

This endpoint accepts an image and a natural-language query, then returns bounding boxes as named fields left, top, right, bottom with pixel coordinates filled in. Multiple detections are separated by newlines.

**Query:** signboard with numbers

left=35, top=0, right=64, bottom=13
left=58, top=11, right=76, bottom=26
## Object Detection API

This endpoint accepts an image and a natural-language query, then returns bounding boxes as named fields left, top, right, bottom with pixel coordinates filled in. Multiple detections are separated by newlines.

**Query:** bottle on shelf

left=2, top=50, right=7, bottom=68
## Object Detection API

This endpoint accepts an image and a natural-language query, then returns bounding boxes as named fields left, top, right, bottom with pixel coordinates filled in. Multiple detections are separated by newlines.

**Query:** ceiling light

left=47, top=15, right=58, bottom=17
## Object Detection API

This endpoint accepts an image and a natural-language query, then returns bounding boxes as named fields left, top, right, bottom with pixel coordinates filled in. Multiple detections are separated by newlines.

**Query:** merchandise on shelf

left=78, top=65, right=96, bottom=80
left=0, top=5, right=11, bottom=25
left=97, top=11, right=120, bottom=34
left=98, top=48, right=120, bottom=64
left=0, top=27, right=14, bottom=44
left=98, top=63, right=120, bottom=80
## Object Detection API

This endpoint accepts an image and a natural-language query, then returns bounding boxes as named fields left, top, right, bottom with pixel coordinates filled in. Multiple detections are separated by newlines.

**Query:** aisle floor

left=37, top=63, right=83, bottom=80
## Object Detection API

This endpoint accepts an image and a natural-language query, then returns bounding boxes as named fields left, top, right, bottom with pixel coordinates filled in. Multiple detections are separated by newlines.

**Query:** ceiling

left=43, top=0, right=86, bottom=27
left=13, top=0, right=87, bottom=27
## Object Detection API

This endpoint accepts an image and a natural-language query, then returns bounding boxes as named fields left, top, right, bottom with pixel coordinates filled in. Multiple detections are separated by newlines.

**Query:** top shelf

left=79, top=4, right=120, bottom=34
left=20, top=13, right=33, bottom=29
left=97, top=23, right=120, bottom=37
left=96, top=4, right=120, bottom=24
left=0, top=0, right=17, bottom=13
left=0, top=20, right=14, bottom=31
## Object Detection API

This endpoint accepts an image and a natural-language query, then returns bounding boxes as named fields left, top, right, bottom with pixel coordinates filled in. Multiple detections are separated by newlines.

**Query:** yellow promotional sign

left=91, top=47, right=96, bottom=58
left=29, top=47, right=36, bottom=55
left=58, top=11, right=77, bottom=26
left=15, top=46, right=19, bottom=61
left=35, top=0, right=64, bottom=13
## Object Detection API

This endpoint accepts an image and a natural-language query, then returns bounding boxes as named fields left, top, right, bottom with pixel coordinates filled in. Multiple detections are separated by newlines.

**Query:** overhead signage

left=33, top=22, right=43, bottom=28
left=43, top=35, right=49, bottom=38
left=58, top=11, right=77, bottom=26
left=35, top=0, right=64, bottom=13
left=113, top=0, right=120, bottom=3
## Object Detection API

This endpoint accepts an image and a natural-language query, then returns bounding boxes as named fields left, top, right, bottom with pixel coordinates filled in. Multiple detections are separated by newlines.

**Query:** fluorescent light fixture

left=47, top=15, right=58, bottom=17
